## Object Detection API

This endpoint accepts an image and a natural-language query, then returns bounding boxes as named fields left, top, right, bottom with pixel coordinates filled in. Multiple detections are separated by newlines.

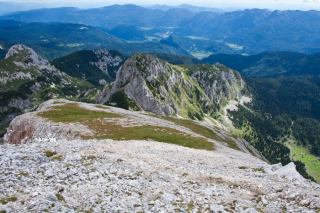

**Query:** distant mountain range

left=202, top=51, right=320, bottom=77
left=148, top=4, right=225, bottom=13
left=0, top=20, right=190, bottom=60
left=2, top=5, right=320, bottom=55
left=0, top=2, right=46, bottom=15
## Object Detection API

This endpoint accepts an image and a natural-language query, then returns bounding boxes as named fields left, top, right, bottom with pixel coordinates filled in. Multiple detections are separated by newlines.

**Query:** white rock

left=45, top=169, right=55, bottom=178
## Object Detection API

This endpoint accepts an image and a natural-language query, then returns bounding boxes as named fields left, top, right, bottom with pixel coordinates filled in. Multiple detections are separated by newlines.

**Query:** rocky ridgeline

left=5, top=44, right=49, bottom=69
left=0, top=99, right=320, bottom=212
left=96, top=53, right=244, bottom=117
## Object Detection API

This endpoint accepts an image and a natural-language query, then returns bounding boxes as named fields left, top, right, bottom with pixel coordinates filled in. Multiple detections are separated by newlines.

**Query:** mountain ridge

left=96, top=52, right=245, bottom=120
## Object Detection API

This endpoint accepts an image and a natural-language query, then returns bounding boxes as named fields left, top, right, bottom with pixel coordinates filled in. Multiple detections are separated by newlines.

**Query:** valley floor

left=287, top=142, right=320, bottom=183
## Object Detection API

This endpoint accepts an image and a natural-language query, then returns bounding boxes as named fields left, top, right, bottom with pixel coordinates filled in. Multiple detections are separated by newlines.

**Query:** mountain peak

left=97, top=53, right=244, bottom=120
left=5, top=44, right=48, bottom=68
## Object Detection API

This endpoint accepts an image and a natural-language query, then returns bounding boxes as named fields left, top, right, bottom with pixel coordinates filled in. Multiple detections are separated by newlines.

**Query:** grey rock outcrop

left=5, top=44, right=49, bottom=69
left=96, top=53, right=244, bottom=117
left=92, top=49, right=126, bottom=78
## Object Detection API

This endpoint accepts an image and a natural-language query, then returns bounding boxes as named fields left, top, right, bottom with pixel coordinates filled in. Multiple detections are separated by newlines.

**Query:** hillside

left=1, top=99, right=319, bottom=212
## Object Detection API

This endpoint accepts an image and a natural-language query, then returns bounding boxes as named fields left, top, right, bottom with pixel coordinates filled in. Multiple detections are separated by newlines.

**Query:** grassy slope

left=150, top=115, right=240, bottom=150
left=39, top=103, right=215, bottom=151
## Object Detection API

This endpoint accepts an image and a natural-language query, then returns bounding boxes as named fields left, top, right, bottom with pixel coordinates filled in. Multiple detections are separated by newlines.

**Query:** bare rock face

left=193, top=66, right=243, bottom=103
left=92, top=49, right=126, bottom=77
left=5, top=44, right=49, bottom=69
left=8, top=97, right=31, bottom=110
left=96, top=53, right=181, bottom=116
left=96, top=53, right=245, bottom=117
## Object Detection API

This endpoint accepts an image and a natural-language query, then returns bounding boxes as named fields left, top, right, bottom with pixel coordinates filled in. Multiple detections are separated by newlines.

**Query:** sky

left=2, top=0, right=320, bottom=10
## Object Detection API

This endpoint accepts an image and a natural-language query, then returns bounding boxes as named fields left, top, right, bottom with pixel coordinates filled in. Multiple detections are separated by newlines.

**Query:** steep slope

left=1, top=99, right=319, bottom=212
left=96, top=53, right=245, bottom=119
left=0, top=45, right=93, bottom=137
left=51, top=49, right=127, bottom=86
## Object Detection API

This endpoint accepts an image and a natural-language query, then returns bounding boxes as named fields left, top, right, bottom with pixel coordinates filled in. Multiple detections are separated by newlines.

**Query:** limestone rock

left=96, top=53, right=245, bottom=117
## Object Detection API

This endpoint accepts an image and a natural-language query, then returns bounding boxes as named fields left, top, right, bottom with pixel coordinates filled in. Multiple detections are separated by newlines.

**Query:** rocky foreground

left=1, top=138, right=320, bottom=213
left=0, top=100, right=320, bottom=212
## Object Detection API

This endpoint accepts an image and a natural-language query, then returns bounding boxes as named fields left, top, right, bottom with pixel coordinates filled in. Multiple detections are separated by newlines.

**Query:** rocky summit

left=97, top=53, right=244, bottom=119
left=0, top=99, right=320, bottom=212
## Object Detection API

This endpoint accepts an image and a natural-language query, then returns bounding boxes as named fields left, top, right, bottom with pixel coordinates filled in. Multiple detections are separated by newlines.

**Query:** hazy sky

left=2, top=0, right=320, bottom=10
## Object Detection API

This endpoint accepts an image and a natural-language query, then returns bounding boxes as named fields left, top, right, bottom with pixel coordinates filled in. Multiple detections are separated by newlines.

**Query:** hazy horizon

left=1, top=0, right=320, bottom=11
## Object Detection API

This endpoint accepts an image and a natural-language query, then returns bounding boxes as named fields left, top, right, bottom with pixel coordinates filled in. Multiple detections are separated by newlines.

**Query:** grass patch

left=38, top=103, right=122, bottom=123
left=55, top=194, right=65, bottom=202
left=50, top=155, right=62, bottom=161
left=150, top=115, right=241, bottom=150
left=238, top=166, right=249, bottom=170
left=19, top=171, right=29, bottom=177
left=253, top=168, right=265, bottom=173
left=64, top=163, right=74, bottom=168
left=38, top=103, right=214, bottom=151
left=94, top=105, right=110, bottom=110
left=44, top=151, right=57, bottom=157
left=0, top=196, right=17, bottom=205
left=87, top=120, right=214, bottom=150
left=287, top=143, right=320, bottom=183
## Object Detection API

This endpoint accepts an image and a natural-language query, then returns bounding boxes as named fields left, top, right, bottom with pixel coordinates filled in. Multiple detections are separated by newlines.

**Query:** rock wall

left=96, top=53, right=245, bottom=117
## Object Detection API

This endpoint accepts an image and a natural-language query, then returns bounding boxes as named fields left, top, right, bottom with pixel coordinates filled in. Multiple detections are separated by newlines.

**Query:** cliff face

left=91, top=49, right=126, bottom=78
left=96, top=53, right=245, bottom=118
